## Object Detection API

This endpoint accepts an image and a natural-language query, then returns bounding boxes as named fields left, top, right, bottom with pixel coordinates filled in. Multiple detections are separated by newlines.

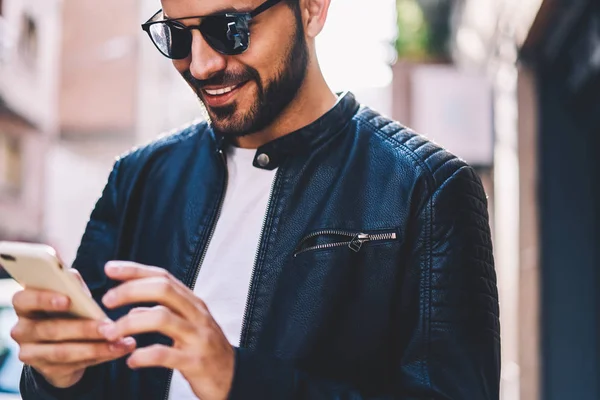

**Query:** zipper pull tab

left=349, top=233, right=369, bottom=252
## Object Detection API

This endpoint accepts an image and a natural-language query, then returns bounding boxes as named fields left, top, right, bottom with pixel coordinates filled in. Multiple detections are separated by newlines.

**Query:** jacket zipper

left=294, top=230, right=397, bottom=257
left=162, top=149, right=229, bottom=400
left=238, top=168, right=280, bottom=348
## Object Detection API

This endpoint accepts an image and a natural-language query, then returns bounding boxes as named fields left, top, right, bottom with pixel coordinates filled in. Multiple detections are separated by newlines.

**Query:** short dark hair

left=285, top=0, right=300, bottom=13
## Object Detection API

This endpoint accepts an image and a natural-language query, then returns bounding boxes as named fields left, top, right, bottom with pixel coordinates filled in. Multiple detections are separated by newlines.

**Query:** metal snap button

left=256, top=153, right=270, bottom=167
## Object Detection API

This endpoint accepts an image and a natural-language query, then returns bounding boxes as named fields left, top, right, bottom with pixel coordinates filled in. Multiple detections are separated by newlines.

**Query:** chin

left=209, top=115, right=249, bottom=137
left=210, top=101, right=253, bottom=125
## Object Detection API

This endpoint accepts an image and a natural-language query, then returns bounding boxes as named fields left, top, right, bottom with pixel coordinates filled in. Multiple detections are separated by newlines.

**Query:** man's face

left=162, top=0, right=309, bottom=137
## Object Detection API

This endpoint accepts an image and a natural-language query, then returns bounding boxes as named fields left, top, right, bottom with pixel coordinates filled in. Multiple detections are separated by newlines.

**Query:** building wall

left=517, top=66, right=540, bottom=400
left=59, top=0, right=138, bottom=137
left=0, top=115, right=45, bottom=240
left=451, top=1, right=546, bottom=399
left=44, top=140, right=127, bottom=265
left=0, top=0, right=60, bottom=240
left=0, top=0, right=62, bottom=133
left=40, top=0, right=142, bottom=262
left=0, top=0, right=140, bottom=258
left=528, top=3, right=600, bottom=397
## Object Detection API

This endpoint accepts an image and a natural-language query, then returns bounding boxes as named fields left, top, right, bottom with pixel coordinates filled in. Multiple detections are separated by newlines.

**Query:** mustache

left=182, top=68, right=260, bottom=91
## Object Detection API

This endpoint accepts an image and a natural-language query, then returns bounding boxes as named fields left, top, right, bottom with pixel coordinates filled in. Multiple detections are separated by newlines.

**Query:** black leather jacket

left=21, top=92, right=500, bottom=399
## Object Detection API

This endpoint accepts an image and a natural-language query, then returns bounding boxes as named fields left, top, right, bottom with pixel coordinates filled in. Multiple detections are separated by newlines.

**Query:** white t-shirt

left=167, top=146, right=276, bottom=400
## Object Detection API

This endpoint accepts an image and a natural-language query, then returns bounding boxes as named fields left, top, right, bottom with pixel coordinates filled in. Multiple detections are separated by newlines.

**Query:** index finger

left=104, top=262, right=174, bottom=282
left=12, top=317, right=111, bottom=343
left=12, top=289, right=70, bottom=317
left=104, top=262, right=188, bottom=291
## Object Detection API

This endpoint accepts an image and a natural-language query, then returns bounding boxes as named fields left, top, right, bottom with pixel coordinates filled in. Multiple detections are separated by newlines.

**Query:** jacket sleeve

left=227, top=166, right=501, bottom=400
left=20, top=159, right=124, bottom=400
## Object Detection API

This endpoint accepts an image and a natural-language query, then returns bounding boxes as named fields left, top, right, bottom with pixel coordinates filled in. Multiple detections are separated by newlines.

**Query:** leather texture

left=21, top=92, right=500, bottom=400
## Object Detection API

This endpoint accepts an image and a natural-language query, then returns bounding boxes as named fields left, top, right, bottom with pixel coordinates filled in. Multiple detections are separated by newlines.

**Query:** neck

left=234, top=64, right=337, bottom=149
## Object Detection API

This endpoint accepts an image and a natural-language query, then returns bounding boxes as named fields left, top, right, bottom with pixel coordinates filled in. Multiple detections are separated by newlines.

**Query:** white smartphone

left=0, top=241, right=107, bottom=320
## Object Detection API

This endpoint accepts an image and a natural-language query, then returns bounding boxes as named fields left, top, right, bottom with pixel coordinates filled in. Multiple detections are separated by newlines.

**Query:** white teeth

left=204, top=85, right=237, bottom=96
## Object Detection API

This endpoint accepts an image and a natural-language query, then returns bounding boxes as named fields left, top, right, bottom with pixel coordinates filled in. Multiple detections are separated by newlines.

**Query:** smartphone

left=0, top=241, right=107, bottom=320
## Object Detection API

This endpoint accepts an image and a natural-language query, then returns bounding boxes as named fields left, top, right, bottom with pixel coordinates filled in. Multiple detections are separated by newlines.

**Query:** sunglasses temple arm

left=250, top=0, right=285, bottom=17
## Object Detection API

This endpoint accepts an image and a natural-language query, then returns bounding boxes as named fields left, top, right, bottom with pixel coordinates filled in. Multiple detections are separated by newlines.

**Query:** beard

left=182, top=14, right=309, bottom=138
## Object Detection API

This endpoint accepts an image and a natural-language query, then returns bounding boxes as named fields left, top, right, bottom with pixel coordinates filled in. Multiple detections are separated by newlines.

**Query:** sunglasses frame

left=141, top=0, right=285, bottom=59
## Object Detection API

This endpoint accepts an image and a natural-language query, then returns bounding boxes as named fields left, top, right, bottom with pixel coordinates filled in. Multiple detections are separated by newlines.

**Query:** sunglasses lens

left=149, top=22, right=192, bottom=59
left=201, top=15, right=249, bottom=55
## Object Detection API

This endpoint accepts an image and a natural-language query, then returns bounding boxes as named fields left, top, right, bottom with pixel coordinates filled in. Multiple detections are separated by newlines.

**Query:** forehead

left=160, top=0, right=262, bottom=18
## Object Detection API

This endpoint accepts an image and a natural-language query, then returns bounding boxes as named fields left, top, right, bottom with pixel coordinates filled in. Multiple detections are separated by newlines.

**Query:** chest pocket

left=270, top=229, right=403, bottom=358
left=293, top=228, right=400, bottom=258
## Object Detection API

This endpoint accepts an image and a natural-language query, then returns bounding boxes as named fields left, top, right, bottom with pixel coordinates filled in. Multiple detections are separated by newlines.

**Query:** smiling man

left=13, top=0, right=500, bottom=399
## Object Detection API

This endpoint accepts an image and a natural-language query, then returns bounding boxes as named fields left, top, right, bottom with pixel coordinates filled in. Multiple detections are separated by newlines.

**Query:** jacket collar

left=212, top=91, right=360, bottom=170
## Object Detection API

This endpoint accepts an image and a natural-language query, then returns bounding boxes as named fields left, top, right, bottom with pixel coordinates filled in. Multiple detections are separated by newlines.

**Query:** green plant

left=395, top=0, right=452, bottom=61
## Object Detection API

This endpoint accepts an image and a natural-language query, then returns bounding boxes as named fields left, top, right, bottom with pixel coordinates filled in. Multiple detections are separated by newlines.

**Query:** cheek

left=235, top=41, right=284, bottom=84
left=172, top=59, right=191, bottom=75
left=237, top=15, right=296, bottom=78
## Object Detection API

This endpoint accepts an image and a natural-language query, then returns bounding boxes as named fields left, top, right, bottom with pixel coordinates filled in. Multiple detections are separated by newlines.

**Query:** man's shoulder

left=118, top=119, right=212, bottom=164
left=108, top=119, right=212, bottom=188
left=353, top=106, right=471, bottom=191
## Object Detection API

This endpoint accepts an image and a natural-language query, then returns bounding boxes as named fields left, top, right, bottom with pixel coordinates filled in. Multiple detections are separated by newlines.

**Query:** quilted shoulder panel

left=355, top=107, right=469, bottom=191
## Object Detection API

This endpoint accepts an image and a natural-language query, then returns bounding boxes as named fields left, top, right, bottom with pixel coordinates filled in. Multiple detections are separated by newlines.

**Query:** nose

left=188, top=30, right=227, bottom=81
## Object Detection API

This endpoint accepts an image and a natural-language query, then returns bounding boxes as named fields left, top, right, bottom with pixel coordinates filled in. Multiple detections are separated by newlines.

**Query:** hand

left=11, top=270, right=137, bottom=388
left=99, top=262, right=235, bottom=400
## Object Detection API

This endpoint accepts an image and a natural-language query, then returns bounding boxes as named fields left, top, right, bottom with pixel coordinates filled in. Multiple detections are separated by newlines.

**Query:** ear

left=301, top=0, right=331, bottom=38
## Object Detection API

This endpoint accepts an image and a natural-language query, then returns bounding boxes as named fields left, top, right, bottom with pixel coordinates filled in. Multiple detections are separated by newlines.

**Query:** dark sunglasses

left=141, top=0, right=284, bottom=60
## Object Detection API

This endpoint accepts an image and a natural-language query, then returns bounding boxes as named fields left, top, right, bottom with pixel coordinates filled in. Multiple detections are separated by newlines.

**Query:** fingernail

left=51, top=296, right=68, bottom=309
left=127, top=355, right=138, bottom=369
left=110, top=337, right=134, bottom=352
left=105, top=262, right=121, bottom=273
left=102, top=291, right=116, bottom=306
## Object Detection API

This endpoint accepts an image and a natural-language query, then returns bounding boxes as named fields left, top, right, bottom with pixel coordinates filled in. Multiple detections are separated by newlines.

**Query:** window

left=19, top=15, right=38, bottom=67
left=0, top=133, right=22, bottom=194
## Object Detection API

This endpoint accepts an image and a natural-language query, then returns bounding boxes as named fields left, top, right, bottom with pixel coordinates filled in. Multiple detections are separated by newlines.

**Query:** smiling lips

left=204, top=85, right=238, bottom=96
left=201, top=82, right=248, bottom=107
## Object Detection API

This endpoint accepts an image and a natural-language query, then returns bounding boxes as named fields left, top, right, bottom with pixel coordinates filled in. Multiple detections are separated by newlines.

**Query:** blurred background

left=0, top=0, right=599, bottom=399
